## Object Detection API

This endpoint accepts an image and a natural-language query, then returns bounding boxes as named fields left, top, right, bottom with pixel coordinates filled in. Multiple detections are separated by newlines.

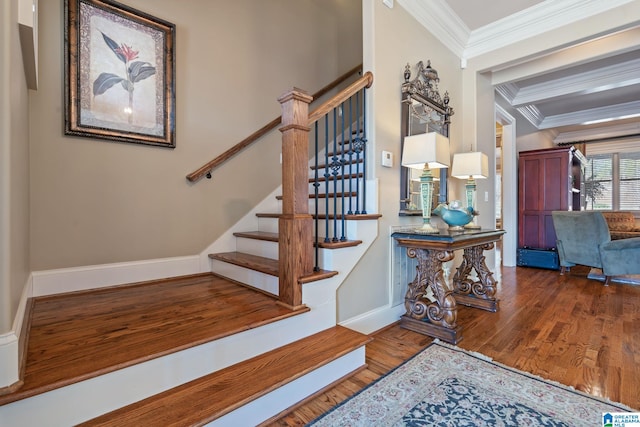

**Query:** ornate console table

left=392, top=228, right=505, bottom=344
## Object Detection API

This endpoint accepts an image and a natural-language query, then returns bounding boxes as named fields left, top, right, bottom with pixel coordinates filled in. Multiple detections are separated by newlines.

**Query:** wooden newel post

left=277, top=88, right=314, bottom=310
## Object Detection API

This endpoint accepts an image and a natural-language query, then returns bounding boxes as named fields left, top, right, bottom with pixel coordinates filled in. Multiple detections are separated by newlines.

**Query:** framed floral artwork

left=65, top=0, right=176, bottom=148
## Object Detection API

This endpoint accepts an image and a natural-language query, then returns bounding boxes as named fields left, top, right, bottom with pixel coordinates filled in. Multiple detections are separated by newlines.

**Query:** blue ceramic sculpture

left=432, top=202, right=475, bottom=229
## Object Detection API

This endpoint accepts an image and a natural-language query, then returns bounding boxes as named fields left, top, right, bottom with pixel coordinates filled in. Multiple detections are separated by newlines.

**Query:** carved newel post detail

left=278, top=88, right=314, bottom=310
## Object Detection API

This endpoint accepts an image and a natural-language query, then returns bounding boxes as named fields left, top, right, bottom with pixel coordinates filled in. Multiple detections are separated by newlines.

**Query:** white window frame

left=584, top=139, right=640, bottom=213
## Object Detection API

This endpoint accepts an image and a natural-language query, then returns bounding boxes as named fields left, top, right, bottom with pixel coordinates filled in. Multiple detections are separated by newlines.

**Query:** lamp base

left=414, top=222, right=440, bottom=234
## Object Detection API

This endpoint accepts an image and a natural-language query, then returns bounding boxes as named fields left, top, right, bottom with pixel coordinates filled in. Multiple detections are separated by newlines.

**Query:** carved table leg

left=401, top=247, right=463, bottom=344
left=452, top=242, right=499, bottom=312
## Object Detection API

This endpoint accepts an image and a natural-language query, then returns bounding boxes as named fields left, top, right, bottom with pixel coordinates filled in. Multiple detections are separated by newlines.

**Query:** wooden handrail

left=186, top=64, right=364, bottom=183
left=307, top=71, right=373, bottom=126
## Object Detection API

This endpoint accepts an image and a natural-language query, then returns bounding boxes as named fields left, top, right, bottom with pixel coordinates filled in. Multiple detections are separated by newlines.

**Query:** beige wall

left=336, top=1, right=464, bottom=322
left=28, top=0, right=361, bottom=271
left=0, top=0, right=31, bottom=332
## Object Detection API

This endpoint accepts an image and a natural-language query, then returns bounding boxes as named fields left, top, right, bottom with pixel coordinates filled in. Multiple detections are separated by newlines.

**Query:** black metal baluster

left=313, top=122, right=320, bottom=271
left=340, top=101, right=346, bottom=241
left=324, top=117, right=330, bottom=243
left=347, top=96, right=354, bottom=215
left=354, top=90, right=362, bottom=214
left=361, top=88, right=368, bottom=214
left=331, top=108, right=339, bottom=242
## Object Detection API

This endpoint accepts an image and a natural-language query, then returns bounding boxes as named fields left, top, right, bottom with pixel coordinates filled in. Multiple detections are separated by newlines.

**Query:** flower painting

left=65, top=0, right=175, bottom=147
left=93, top=31, right=156, bottom=125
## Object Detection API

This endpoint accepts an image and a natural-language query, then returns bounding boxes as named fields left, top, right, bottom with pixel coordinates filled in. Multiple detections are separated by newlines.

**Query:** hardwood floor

left=266, top=265, right=640, bottom=426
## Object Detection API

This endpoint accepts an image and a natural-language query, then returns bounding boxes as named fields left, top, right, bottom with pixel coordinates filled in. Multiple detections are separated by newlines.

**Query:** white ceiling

left=398, top=0, right=640, bottom=143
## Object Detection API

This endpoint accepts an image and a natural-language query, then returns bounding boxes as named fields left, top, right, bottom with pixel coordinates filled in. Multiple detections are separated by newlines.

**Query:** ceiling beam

left=538, top=100, right=640, bottom=129
left=510, top=58, right=640, bottom=107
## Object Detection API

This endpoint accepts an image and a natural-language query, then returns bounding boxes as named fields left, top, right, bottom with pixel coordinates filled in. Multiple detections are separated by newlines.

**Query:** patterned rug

left=308, top=341, right=635, bottom=426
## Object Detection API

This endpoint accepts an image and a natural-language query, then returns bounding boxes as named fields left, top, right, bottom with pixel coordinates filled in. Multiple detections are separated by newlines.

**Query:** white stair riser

left=276, top=198, right=358, bottom=215
left=210, top=259, right=279, bottom=295
left=236, top=237, right=278, bottom=259
left=257, top=217, right=279, bottom=233
left=311, top=198, right=363, bottom=216
left=255, top=218, right=361, bottom=242
left=307, top=176, right=363, bottom=193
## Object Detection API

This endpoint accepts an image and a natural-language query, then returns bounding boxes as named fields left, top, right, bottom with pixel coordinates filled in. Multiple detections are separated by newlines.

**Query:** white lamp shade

left=401, top=132, right=450, bottom=169
left=451, top=151, right=489, bottom=179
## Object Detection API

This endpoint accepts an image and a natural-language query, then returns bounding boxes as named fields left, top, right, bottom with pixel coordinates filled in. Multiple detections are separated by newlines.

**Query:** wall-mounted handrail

left=186, top=64, right=364, bottom=183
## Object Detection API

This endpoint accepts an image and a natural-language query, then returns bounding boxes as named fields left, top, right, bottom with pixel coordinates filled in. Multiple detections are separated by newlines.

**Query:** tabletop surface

left=391, top=228, right=505, bottom=243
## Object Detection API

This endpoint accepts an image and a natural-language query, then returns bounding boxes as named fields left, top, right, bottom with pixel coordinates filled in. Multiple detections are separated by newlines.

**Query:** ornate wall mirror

left=400, top=60, right=454, bottom=215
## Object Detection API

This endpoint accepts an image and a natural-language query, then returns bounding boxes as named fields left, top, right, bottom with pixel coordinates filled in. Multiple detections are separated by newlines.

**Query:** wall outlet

left=382, top=151, right=393, bottom=167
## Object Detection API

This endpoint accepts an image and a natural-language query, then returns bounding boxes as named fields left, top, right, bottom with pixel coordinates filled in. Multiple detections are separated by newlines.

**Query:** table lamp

left=402, top=132, right=450, bottom=233
left=450, top=151, right=489, bottom=229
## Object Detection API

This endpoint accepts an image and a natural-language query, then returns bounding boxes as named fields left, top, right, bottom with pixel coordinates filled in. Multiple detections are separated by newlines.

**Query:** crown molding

left=464, top=0, right=636, bottom=59
left=397, top=0, right=469, bottom=58
left=511, top=58, right=640, bottom=107
left=539, top=100, right=640, bottom=129
left=494, top=83, right=519, bottom=103
left=517, top=105, right=545, bottom=128
left=400, top=0, right=636, bottom=62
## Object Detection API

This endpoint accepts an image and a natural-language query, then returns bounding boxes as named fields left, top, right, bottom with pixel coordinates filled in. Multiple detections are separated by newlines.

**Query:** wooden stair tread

left=233, top=231, right=362, bottom=250
left=300, top=269, right=339, bottom=284
left=256, top=212, right=382, bottom=220
left=315, top=213, right=382, bottom=220
left=210, top=252, right=339, bottom=284
left=233, top=231, right=279, bottom=242
left=317, top=239, right=363, bottom=249
left=311, top=158, right=363, bottom=170
left=309, top=172, right=363, bottom=183
left=209, top=252, right=279, bottom=276
left=0, top=274, right=307, bottom=406
left=79, top=326, right=372, bottom=427
left=276, top=191, right=357, bottom=200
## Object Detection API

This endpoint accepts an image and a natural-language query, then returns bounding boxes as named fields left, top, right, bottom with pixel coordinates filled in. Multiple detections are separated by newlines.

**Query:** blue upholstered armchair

left=551, top=211, right=640, bottom=286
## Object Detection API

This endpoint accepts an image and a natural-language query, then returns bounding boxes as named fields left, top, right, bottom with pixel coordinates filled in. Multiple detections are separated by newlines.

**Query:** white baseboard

left=0, top=332, right=19, bottom=389
left=31, top=255, right=202, bottom=297
left=0, top=275, right=32, bottom=388
left=339, top=303, right=405, bottom=335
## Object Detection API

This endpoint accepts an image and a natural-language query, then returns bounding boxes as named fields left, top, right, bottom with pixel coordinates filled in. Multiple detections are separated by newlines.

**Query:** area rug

left=308, top=341, right=635, bottom=426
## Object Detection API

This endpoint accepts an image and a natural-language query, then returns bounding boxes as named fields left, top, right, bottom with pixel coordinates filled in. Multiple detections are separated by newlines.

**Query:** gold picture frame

left=65, top=0, right=176, bottom=148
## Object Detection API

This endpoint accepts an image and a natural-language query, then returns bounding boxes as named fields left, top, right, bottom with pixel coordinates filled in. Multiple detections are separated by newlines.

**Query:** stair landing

left=0, top=273, right=307, bottom=406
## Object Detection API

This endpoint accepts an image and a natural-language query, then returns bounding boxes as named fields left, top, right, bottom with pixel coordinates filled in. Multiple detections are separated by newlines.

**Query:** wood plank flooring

left=266, top=265, right=640, bottom=425
left=0, top=273, right=307, bottom=405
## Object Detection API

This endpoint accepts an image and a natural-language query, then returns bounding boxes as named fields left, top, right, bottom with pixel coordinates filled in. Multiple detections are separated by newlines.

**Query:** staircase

left=0, top=73, right=379, bottom=425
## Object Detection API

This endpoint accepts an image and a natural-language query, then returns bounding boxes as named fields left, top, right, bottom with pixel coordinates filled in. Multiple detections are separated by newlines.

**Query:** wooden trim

left=186, top=64, right=363, bottom=183
left=307, top=71, right=373, bottom=125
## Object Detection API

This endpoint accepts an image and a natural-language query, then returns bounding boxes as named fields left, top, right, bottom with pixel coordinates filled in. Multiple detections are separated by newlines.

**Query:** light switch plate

left=382, top=151, right=393, bottom=167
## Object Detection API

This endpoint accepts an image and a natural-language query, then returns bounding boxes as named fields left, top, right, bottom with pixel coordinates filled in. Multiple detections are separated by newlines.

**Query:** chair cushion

left=600, top=237, right=640, bottom=276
